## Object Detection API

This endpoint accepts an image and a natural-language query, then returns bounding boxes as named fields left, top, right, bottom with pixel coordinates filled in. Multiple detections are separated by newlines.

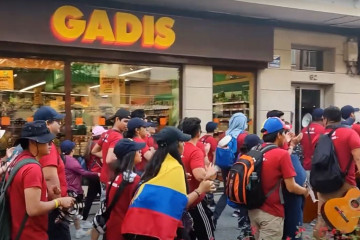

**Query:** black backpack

left=226, top=144, right=280, bottom=209
left=310, top=127, right=351, bottom=193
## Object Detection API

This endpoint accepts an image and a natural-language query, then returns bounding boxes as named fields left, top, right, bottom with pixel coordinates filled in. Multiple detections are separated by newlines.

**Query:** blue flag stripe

left=131, top=184, right=188, bottom=220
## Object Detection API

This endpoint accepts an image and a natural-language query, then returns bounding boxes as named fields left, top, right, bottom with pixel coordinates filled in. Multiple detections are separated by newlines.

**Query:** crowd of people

left=1, top=104, right=360, bottom=240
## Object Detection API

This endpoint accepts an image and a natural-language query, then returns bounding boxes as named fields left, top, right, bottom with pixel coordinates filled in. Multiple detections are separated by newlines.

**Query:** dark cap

left=206, top=122, right=218, bottom=133
left=127, top=117, right=152, bottom=132
left=341, top=105, right=359, bottom=119
left=108, top=108, right=131, bottom=122
left=312, top=108, right=324, bottom=121
left=16, top=120, right=55, bottom=144
left=34, top=106, right=64, bottom=121
left=114, top=138, right=145, bottom=159
left=60, top=140, right=76, bottom=154
left=154, top=126, right=191, bottom=146
left=244, top=134, right=262, bottom=150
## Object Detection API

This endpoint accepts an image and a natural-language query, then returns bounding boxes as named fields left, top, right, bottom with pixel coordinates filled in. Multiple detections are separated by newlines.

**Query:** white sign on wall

left=268, top=55, right=280, bottom=68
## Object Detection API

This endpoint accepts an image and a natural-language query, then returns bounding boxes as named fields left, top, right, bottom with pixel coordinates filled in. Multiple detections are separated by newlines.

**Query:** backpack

left=215, top=137, right=237, bottom=169
left=0, top=158, right=40, bottom=240
left=310, top=127, right=351, bottom=193
left=226, top=144, right=278, bottom=209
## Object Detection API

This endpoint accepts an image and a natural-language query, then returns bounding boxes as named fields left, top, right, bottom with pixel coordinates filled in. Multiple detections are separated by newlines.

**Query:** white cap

left=92, top=126, right=106, bottom=136
left=218, top=135, right=232, bottom=148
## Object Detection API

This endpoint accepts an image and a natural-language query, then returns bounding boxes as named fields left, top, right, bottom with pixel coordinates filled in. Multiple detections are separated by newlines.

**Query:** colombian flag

left=122, top=153, right=188, bottom=240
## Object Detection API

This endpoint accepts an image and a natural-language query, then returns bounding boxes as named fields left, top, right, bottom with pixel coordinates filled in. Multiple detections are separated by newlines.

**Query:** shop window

left=0, top=57, right=65, bottom=154
left=291, top=49, right=324, bottom=71
left=213, top=71, right=254, bottom=134
left=70, top=62, right=179, bottom=154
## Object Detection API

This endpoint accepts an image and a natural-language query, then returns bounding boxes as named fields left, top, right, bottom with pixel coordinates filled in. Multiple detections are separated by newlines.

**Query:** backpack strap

left=259, top=144, right=278, bottom=153
left=103, top=178, right=129, bottom=221
left=307, top=125, right=312, bottom=150
left=2, top=158, right=39, bottom=240
left=265, top=180, right=284, bottom=204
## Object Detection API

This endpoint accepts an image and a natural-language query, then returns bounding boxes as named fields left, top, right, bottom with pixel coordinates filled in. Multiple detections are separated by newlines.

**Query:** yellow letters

left=51, top=5, right=86, bottom=42
left=51, top=5, right=176, bottom=49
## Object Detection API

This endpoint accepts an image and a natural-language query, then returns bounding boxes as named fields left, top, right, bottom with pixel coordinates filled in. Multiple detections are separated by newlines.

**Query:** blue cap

left=60, top=140, right=76, bottom=154
left=127, top=117, right=152, bottom=132
left=17, top=120, right=55, bottom=144
left=206, top=122, right=218, bottom=133
left=244, top=134, right=262, bottom=149
left=114, top=138, right=146, bottom=159
left=312, top=108, right=324, bottom=121
left=34, top=106, right=64, bottom=121
left=262, top=117, right=290, bottom=135
left=341, top=105, right=359, bottom=119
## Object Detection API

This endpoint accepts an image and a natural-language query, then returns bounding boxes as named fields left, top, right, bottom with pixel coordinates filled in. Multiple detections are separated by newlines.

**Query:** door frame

left=292, top=84, right=325, bottom=133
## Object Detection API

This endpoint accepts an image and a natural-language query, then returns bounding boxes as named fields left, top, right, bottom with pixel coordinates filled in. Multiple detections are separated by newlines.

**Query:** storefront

left=0, top=0, right=273, bottom=155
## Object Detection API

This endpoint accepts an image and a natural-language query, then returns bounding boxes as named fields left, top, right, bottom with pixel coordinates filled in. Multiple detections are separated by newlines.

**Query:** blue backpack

left=215, top=137, right=237, bottom=169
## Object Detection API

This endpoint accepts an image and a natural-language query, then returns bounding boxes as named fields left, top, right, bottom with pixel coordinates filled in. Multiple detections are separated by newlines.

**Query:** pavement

left=70, top=191, right=315, bottom=240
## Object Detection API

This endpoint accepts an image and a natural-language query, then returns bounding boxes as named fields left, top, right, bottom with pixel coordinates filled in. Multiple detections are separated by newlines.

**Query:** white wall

left=182, top=65, right=213, bottom=131
left=257, top=28, right=360, bottom=134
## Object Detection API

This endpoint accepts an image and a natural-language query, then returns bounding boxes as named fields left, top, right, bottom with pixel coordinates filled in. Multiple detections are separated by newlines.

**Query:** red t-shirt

left=325, top=127, right=360, bottom=186
left=199, top=135, right=218, bottom=163
left=87, top=139, right=102, bottom=174
left=39, top=143, right=67, bottom=197
left=300, top=122, right=325, bottom=170
left=133, top=137, right=150, bottom=172
left=352, top=124, right=360, bottom=137
left=7, top=151, right=48, bottom=240
left=182, top=142, right=205, bottom=207
left=196, top=141, right=206, bottom=157
left=260, top=147, right=296, bottom=218
left=106, top=173, right=140, bottom=240
left=145, top=135, right=158, bottom=150
left=98, top=129, right=123, bottom=183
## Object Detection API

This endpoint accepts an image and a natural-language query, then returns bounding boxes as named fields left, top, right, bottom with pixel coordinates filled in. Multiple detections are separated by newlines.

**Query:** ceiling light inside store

left=13, top=74, right=17, bottom=77
left=89, top=84, right=100, bottom=89
left=119, top=67, right=152, bottom=77
left=125, top=79, right=130, bottom=82
left=19, top=81, right=46, bottom=92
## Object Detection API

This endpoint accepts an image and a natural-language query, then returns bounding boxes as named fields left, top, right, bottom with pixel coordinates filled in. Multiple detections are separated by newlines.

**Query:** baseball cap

left=127, top=118, right=152, bottom=132
left=261, top=117, right=290, bottom=135
left=312, top=108, right=324, bottom=121
left=341, top=105, right=359, bottom=119
left=154, top=126, right=191, bottom=146
left=16, top=120, right=55, bottom=144
left=114, top=138, right=145, bottom=159
left=92, top=126, right=106, bottom=136
left=108, top=108, right=131, bottom=122
left=60, top=140, right=76, bottom=154
left=206, top=122, right=218, bottom=133
left=244, top=134, right=262, bottom=149
left=34, top=106, right=64, bottom=121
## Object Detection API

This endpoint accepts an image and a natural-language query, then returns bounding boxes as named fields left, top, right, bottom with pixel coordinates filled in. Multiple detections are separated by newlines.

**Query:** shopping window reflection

left=0, top=57, right=65, bottom=151
left=70, top=62, right=179, bottom=155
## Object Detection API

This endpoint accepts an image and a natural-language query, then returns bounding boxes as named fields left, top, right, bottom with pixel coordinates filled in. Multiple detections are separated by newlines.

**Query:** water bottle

left=247, top=172, right=258, bottom=190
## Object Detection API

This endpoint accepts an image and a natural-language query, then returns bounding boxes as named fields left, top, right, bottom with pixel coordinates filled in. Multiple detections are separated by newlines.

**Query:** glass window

left=291, top=49, right=324, bottom=71
left=213, top=71, right=254, bottom=134
left=0, top=57, right=65, bottom=153
left=70, top=62, right=179, bottom=154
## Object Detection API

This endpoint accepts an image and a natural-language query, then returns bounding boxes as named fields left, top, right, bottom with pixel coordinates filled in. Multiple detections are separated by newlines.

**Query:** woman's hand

left=197, top=180, right=216, bottom=194
left=58, top=197, right=75, bottom=209
left=204, top=163, right=217, bottom=180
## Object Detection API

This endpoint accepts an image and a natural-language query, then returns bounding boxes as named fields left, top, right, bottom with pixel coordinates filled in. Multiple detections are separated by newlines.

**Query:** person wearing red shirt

left=124, top=117, right=154, bottom=174
left=181, top=117, right=217, bottom=240
left=248, top=117, right=308, bottom=240
left=33, top=106, right=72, bottom=240
left=199, top=122, right=218, bottom=164
left=7, top=121, right=74, bottom=240
left=314, top=106, right=360, bottom=239
left=92, top=108, right=130, bottom=185
left=300, top=108, right=325, bottom=171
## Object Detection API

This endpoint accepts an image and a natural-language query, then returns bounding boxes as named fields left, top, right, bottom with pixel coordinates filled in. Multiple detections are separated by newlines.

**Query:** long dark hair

left=123, top=129, right=136, bottom=139
left=141, top=141, right=188, bottom=192
left=110, top=151, right=136, bottom=180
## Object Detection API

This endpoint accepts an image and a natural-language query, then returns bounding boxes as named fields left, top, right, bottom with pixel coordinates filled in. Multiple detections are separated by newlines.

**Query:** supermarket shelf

left=221, top=108, right=249, bottom=111
left=213, top=101, right=249, bottom=105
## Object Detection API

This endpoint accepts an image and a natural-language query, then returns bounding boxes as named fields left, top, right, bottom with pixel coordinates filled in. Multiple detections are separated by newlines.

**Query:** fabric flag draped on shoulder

left=122, top=153, right=188, bottom=240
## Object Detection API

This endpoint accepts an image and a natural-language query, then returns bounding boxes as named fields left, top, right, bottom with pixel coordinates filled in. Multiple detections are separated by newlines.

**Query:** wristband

left=194, top=189, right=201, bottom=197
left=54, top=199, right=60, bottom=208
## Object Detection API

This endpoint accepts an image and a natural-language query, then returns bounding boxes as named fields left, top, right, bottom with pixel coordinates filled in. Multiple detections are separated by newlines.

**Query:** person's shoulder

left=134, top=137, right=145, bottom=143
left=266, top=146, right=288, bottom=156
